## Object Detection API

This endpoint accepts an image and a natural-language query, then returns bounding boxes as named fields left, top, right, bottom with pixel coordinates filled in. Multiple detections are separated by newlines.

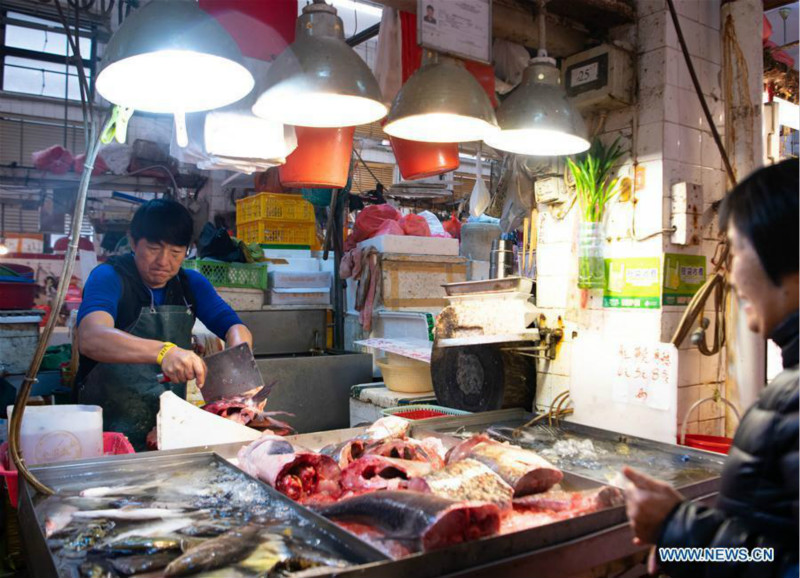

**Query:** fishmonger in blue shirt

left=75, top=199, right=252, bottom=450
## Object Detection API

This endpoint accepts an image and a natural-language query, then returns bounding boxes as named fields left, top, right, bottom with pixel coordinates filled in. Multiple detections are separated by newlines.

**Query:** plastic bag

left=493, top=38, right=531, bottom=90
left=351, top=204, right=401, bottom=244
left=32, top=145, right=73, bottom=174
left=442, top=212, right=462, bottom=240
left=398, top=214, right=431, bottom=237
left=500, top=158, right=534, bottom=233
left=418, top=210, right=446, bottom=236
left=74, top=153, right=109, bottom=176
left=470, top=149, right=491, bottom=217
left=375, top=219, right=405, bottom=237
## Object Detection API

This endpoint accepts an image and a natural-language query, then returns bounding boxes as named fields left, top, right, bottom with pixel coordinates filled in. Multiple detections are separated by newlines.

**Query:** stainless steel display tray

left=411, top=408, right=725, bottom=500
left=18, top=450, right=388, bottom=578
left=443, top=276, right=533, bottom=296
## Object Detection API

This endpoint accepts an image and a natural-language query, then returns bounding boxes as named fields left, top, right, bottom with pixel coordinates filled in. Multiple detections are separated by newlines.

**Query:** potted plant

left=566, top=137, right=625, bottom=289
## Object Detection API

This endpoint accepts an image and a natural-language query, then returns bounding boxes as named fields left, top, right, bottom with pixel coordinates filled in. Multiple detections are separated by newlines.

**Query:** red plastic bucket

left=678, top=434, right=733, bottom=454
left=279, top=126, right=355, bottom=189
left=0, top=432, right=135, bottom=508
left=389, top=136, right=460, bottom=181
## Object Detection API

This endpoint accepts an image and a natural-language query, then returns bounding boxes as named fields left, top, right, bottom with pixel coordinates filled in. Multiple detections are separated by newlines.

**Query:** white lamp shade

left=485, top=59, right=589, bottom=156
left=384, top=54, right=498, bottom=143
left=96, top=0, right=253, bottom=113
left=252, top=2, right=386, bottom=127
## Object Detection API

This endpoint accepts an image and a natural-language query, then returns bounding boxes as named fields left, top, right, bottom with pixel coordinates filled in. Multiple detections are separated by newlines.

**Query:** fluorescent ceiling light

left=253, top=1, right=386, bottom=127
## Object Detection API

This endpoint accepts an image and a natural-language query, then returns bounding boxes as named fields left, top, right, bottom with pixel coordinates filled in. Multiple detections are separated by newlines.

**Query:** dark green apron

left=78, top=299, right=194, bottom=452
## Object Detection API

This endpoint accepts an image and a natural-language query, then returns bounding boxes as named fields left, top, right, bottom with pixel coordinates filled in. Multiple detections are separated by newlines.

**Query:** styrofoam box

left=357, top=234, right=459, bottom=256
left=269, top=270, right=332, bottom=289
left=216, top=287, right=265, bottom=310
left=267, top=287, right=331, bottom=305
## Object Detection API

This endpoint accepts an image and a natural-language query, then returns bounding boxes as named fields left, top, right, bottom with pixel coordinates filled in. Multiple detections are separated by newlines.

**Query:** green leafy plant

left=567, top=137, right=626, bottom=223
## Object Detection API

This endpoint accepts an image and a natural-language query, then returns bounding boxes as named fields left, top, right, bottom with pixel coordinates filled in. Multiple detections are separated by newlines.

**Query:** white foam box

left=358, top=234, right=459, bottom=256
left=267, top=287, right=331, bottom=305
left=216, top=287, right=264, bottom=310
left=269, top=270, right=331, bottom=289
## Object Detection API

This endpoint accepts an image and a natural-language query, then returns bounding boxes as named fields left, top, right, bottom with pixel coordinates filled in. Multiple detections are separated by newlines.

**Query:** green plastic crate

left=183, top=259, right=268, bottom=290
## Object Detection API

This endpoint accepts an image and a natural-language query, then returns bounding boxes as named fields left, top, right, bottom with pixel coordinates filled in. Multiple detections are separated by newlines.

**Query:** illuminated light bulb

left=253, top=1, right=385, bottom=127
left=384, top=52, right=498, bottom=143
left=96, top=1, right=253, bottom=114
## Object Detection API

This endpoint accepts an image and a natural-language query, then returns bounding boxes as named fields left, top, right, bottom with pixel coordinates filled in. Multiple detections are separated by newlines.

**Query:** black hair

left=719, top=157, right=799, bottom=285
left=129, top=198, right=193, bottom=247
left=427, top=4, right=434, bottom=10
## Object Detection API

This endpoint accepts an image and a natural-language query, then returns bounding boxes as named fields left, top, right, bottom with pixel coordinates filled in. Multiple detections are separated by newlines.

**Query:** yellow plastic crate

left=238, top=219, right=317, bottom=246
left=236, top=192, right=315, bottom=225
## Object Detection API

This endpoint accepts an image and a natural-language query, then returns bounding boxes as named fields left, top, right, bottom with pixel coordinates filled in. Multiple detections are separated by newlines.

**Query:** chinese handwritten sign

left=611, top=341, right=677, bottom=411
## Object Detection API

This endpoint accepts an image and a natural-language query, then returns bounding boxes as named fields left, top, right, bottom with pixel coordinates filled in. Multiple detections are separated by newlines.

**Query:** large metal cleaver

left=201, top=343, right=265, bottom=402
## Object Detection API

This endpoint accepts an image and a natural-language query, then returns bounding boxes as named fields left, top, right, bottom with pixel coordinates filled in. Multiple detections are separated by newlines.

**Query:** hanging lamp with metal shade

left=252, top=0, right=386, bottom=128
left=384, top=50, right=499, bottom=143
left=484, top=0, right=589, bottom=156
left=96, top=0, right=254, bottom=114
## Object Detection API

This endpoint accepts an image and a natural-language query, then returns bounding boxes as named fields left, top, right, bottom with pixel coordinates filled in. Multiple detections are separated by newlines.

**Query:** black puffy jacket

left=658, top=313, right=799, bottom=578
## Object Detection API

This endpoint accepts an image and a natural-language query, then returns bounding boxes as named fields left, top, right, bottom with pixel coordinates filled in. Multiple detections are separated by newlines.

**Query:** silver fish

left=73, top=507, right=188, bottom=521
left=41, top=500, right=79, bottom=538
left=104, top=517, right=196, bottom=544
left=164, top=525, right=261, bottom=577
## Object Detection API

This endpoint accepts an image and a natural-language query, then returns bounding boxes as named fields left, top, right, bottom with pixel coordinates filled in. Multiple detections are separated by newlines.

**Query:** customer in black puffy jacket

left=624, top=158, right=799, bottom=578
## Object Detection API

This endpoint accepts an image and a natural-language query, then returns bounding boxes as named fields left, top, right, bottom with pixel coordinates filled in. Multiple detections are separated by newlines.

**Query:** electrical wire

left=665, top=0, right=736, bottom=187
left=353, top=146, right=384, bottom=188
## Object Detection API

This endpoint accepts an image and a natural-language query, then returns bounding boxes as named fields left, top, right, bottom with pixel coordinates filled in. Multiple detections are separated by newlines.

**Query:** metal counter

left=18, top=411, right=723, bottom=578
left=256, top=351, right=373, bottom=434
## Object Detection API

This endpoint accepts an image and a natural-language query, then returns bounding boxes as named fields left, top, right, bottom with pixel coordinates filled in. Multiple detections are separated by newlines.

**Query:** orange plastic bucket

left=678, top=434, right=733, bottom=454
left=279, top=126, right=355, bottom=188
left=389, top=136, right=460, bottom=181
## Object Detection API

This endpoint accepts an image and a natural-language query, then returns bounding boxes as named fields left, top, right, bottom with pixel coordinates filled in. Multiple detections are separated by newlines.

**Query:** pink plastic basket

left=0, top=432, right=135, bottom=508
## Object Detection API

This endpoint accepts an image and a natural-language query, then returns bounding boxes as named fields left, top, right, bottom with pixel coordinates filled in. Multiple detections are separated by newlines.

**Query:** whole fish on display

left=447, top=434, right=563, bottom=496
left=341, top=455, right=432, bottom=493
left=237, top=434, right=342, bottom=502
left=317, top=490, right=500, bottom=552
left=164, top=525, right=261, bottom=577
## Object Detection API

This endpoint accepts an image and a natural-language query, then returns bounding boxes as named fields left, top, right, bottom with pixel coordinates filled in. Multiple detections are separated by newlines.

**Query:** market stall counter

left=17, top=410, right=723, bottom=578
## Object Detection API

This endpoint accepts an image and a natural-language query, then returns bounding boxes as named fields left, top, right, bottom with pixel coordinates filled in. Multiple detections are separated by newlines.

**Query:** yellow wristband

left=157, top=342, right=177, bottom=365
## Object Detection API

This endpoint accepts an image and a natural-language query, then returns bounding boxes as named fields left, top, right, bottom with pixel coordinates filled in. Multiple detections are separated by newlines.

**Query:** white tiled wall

left=535, top=0, right=730, bottom=438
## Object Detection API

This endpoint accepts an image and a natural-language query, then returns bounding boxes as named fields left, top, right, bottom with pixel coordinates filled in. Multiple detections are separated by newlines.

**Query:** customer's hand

left=623, top=466, right=683, bottom=545
left=160, top=346, right=207, bottom=386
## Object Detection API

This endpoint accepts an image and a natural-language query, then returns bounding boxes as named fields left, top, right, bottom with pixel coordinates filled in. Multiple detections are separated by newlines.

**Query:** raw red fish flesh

left=317, top=490, right=500, bottom=552
left=341, top=455, right=432, bottom=492
left=447, top=434, right=563, bottom=496
left=237, top=435, right=342, bottom=502
left=319, top=416, right=412, bottom=469
left=500, top=485, right=624, bottom=535
left=420, top=458, right=514, bottom=508
left=512, top=485, right=623, bottom=512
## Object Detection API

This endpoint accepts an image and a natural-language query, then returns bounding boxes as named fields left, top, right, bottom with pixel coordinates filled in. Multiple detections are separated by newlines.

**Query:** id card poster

left=418, top=0, right=492, bottom=64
